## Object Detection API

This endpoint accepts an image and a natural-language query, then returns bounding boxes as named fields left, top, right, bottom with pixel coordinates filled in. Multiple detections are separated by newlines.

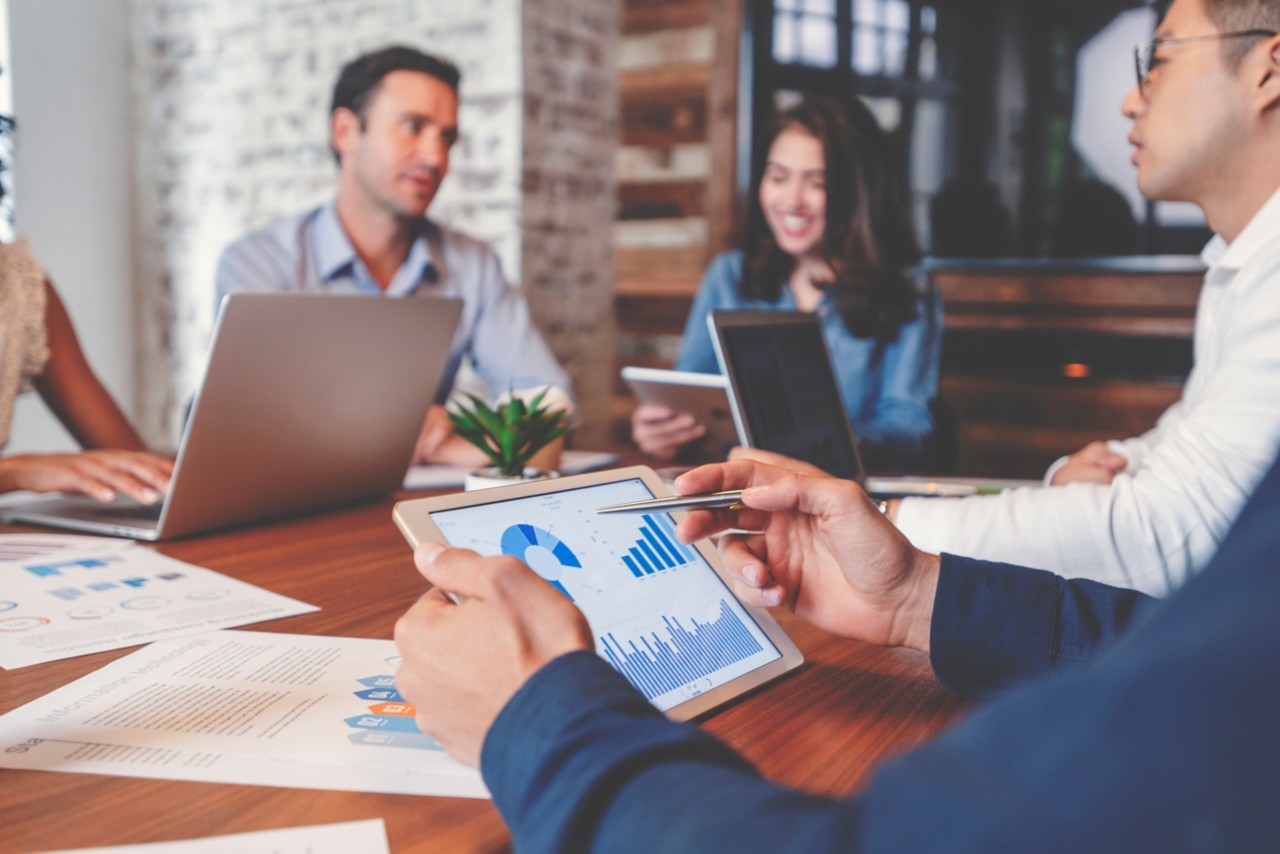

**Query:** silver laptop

left=708, top=310, right=865, bottom=484
left=4, top=293, right=463, bottom=540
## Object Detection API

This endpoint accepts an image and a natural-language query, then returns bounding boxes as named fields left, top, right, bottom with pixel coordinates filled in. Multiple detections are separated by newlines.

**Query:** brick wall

left=129, top=0, right=616, bottom=447
left=522, top=0, right=619, bottom=445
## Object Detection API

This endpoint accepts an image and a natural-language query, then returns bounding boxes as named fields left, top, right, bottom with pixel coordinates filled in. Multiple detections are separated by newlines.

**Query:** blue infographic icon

left=501, top=524, right=582, bottom=600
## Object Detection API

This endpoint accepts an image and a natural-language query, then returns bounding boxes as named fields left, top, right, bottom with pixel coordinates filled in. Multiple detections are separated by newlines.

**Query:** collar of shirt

left=312, top=202, right=441, bottom=297
left=1201, top=184, right=1280, bottom=277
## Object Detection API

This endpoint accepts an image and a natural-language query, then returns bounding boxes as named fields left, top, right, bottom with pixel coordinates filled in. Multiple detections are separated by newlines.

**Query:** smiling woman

left=630, top=95, right=942, bottom=472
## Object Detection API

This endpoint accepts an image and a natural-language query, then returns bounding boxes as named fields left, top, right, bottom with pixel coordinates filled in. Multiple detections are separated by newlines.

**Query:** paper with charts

left=0, top=534, right=318, bottom=669
left=0, top=629, right=487, bottom=798
left=45, top=818, right=389, bottom=854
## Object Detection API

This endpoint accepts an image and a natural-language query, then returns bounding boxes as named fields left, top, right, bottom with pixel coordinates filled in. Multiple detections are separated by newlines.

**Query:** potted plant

left=448, top=388, right=570, bottom=491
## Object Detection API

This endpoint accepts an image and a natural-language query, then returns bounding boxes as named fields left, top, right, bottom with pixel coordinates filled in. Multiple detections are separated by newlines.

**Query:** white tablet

left=621, top=366, right=739, bottom=450
left=393, top=466, right=803, bottom=720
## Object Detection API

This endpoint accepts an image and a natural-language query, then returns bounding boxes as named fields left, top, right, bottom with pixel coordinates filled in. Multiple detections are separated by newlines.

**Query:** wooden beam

left=620, top=63, right=714, bottom=103
left=705, top=0, right=743, bottom=256
left=618, top=181, right=707, bottom=220
left=623, top=0, right=714, bottom=34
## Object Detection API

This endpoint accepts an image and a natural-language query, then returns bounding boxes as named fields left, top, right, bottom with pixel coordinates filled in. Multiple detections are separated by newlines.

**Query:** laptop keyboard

left=72, top=501, right=164, bottom=524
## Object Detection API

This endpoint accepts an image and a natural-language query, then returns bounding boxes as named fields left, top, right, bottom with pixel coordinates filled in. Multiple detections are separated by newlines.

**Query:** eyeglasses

left=1134, top=29, right=1277, bottom=95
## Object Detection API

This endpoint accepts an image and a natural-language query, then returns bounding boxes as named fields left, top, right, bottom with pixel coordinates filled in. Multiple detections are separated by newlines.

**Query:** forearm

left=484, top=651, right=866, bottom=853
left=929, top=554, right=1151, bottom=698
left=893, top=475, right=1217, bottom=596
left=34, top=283, right=147, bottom=451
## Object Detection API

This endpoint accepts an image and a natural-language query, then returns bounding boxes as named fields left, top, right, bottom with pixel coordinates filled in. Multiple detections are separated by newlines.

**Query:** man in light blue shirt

left=215, top=46, right=570, bottom=464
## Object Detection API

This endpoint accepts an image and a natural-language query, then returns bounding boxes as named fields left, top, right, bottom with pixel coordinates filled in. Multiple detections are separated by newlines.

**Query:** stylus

left=596, top=490, right=745, bottom=514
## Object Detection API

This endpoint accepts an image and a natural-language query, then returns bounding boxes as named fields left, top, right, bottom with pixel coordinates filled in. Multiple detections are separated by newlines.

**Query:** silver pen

left=597, top=490, right=745, bottom=514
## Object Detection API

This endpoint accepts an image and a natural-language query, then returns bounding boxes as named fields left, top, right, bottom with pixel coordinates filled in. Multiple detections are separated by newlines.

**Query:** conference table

left=0, top=487, right=972, bottom=852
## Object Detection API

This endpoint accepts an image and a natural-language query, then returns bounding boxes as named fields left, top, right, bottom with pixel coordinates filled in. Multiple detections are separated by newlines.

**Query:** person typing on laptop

left=0, top=108, right=171, bottom=505
left=215, top=46, right=571, bottom=466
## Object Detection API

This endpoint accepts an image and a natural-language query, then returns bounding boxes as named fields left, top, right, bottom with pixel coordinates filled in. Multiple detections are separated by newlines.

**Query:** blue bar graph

left=624, top=514, right=699, bottom=577
left=600, top=599, right=764, bottom=700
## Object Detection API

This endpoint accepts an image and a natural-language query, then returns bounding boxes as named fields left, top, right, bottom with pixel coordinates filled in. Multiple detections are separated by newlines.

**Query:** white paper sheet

left=0, top=535, right=319, bottom=669
left=46, top=818, right=390, bottom=853
left=404, top=448, right=623, bottom=489
left=0, top=629, right=487, bottom=798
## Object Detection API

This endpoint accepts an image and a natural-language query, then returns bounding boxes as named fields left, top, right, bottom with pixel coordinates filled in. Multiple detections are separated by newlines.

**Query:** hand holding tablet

left=392, top=467, right=803, bottom=722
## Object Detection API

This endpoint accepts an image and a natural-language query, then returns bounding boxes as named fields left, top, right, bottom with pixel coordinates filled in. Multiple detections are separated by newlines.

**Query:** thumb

left=413, top=543, right=492, bottom=599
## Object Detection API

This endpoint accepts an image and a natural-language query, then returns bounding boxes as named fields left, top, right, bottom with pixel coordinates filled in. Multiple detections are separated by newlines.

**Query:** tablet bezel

left=621, top=366, right=739, bottom=449
left=392, top=465, right=804, bottom=721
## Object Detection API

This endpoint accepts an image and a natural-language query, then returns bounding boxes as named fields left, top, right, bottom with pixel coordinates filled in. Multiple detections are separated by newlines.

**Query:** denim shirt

left=675, top=251, right=942, bottom=469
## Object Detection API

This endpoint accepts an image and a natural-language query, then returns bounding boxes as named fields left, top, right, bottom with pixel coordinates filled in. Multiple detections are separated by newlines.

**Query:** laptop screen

left=711, top=311, right=864, bottom=481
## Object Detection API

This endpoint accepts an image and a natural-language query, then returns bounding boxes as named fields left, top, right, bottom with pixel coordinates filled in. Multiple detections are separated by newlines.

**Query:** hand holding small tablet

left=393, top=466, right=803, bottom=721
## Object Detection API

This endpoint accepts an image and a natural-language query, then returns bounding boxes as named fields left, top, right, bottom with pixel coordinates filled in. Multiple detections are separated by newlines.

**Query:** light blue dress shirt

left=214, top=203, right=571, bottom=403
left=676, top=251, right=941, bottom=468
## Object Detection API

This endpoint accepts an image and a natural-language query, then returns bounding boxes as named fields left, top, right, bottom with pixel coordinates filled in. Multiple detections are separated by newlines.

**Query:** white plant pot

left=463, top=467, right=559, bottom=492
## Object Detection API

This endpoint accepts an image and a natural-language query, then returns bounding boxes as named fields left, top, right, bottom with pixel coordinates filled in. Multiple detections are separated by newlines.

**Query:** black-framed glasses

left=1135, top=30, right=1277, bottom=94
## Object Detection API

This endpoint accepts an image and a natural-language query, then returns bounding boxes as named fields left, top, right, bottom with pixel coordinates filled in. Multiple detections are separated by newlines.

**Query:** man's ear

left=1255, top=35, right=1280, bottom=113
left=331, top=107, right=361, bottom=161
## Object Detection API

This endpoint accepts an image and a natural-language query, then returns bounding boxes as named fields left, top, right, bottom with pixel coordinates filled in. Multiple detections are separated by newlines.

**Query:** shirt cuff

left=929, top=554, right=1062, bottom=699
left=1042, top=455, right=1070, bottom=486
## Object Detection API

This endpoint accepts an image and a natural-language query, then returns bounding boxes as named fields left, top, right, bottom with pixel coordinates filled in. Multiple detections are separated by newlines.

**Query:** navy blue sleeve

left=929, top=554, right=1152, bottom=699
left=477, top=458, right=1280, bottom=852
left=482, top=651, right=866, bottom=853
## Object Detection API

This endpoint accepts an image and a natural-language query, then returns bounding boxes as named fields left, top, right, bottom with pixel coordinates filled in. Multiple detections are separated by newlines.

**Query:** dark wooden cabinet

left=932, top=256, right=1205, bottom=477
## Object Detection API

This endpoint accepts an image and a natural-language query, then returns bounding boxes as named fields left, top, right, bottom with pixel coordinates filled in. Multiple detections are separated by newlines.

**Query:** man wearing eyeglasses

left=887, top=0, right=1280, bottom=597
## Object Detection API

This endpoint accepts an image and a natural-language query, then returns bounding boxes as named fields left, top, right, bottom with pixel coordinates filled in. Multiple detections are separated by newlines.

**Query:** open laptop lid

left=6, top=293, right=463, bottom=539
left=708, top=310, right=865, bottom=483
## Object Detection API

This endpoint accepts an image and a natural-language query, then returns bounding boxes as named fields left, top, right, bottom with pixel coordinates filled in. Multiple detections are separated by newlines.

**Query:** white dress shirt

left=896, top=186, right=1280, bottom=595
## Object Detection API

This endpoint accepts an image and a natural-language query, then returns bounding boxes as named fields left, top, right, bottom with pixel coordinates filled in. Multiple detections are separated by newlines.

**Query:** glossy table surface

left=0, top=493, right=971, bottom=853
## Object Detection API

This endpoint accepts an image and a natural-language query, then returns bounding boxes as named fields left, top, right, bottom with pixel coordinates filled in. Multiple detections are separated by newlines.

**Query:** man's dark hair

left=331, top=45, right=460, bottom=119
left=328, top=46, right=460, bottom=163
left=1202, top=0, right=1280, bottom=68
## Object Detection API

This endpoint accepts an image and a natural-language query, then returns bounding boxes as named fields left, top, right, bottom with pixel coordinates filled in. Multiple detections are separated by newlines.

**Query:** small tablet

left=621, top=366, right=739, bottom=449
left=393, top=466, right=803, bottom=720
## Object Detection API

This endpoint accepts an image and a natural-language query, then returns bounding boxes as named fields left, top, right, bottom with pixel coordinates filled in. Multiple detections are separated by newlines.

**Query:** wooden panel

left=942, top=374, right=1185, bottom=478
left=615, top=244, right=707, bottom=282
left=945, top=314, right=1195, bottom=337
left=705, top=0, right=743, bottom=256
left=623, top=0, right=714, bottom=34
left=614, top=216, right=708, bottom=250
left=619, top=62, right=714, bottom=103
left=621, top=98, right=708, bottom=146
left=615, top=293, right=695, bottom=333
left=618, top=181, right=707, bottom=219
left=935, top=270, right=1204, bottom=311
left=616, top=142, right=712, bottom=183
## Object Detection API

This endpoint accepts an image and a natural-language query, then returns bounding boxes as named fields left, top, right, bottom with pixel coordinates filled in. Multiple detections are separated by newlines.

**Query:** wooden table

left=0, top=494, right=971, bottom=853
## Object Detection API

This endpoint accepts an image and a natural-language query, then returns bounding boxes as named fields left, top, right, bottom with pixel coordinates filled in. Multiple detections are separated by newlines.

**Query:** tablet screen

left=429, top=477, right=782, bottom=712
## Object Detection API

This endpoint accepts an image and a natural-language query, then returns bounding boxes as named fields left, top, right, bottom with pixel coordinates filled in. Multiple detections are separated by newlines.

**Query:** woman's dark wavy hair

left=741, top=95, right=921, bottom=340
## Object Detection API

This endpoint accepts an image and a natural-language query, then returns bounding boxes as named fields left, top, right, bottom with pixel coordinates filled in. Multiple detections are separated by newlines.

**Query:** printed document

left=0, top=534, right=318, bottom=669
left=46, top=818, right=389, bottom=854
left=0, top=630, right=487, bottom=798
